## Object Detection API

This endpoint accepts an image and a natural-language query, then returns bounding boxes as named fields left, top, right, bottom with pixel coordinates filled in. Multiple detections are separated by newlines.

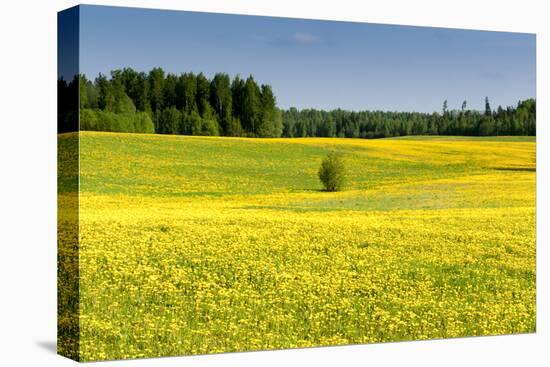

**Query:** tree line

left=61, top=67, right=536, bottom=137
left=282, top=97, right=535, bottom=138
left=78, top=67, right=282, bottom=137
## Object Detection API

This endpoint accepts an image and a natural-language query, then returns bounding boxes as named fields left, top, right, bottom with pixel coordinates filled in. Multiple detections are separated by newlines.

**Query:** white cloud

left=292, top=32, right=320, bottom=44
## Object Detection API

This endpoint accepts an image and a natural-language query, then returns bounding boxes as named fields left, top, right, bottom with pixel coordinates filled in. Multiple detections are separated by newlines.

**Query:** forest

left=58, top=67, right=536, bottom=137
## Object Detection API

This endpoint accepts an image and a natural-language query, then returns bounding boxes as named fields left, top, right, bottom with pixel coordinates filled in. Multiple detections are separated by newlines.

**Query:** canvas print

left=57, top=5, right=536, bottom=362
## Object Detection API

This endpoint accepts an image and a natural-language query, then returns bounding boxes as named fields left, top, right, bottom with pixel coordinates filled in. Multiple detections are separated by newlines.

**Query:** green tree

left=133, top=112, right=155, bottom=134
left=318, top=152, right=346, bottom=192
left=187, top=109, right=203, bottom=135
left=196, top=72, right=211, bottom=117
left=178, top=73, right=197, bottom=112
left=257, top=84, right=282, bottom=137
left=199, top=104, right=220, bottom=136
left=108, top=82, right=136, bottom=115
left=95, top=73, right=111, bottom=110
left=318, top=115, right=336, bottom=137
left=241, top=76, right=261, bottom=136
left=111, top=68, right=145, bottom=110
left=158, top=107, right=181, bottom=134
left=231, top=75, right=245, bottom=121
left=209, top=73, right=232, bottom=134
left=79, top=74, right=89, bottom=109
left=485, top=96, right=492, bottom=117
left=148, top=67, right=165, bottom=113
left=163, top=74, right=178, bottom=108
left=80, top=108, right=97, bottom=130
left=227, top=116, right=242, bottom=136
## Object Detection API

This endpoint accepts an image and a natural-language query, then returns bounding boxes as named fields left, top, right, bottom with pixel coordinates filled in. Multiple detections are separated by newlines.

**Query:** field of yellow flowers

left=59, top=132, right=536, bottom=361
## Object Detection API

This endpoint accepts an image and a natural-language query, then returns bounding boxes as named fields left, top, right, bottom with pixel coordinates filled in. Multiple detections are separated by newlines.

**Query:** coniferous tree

left=241, top=75, right=261, bottom=136
left=485, top=96, right=492, bottom=117
left=257, top=84, right=282, bottom=137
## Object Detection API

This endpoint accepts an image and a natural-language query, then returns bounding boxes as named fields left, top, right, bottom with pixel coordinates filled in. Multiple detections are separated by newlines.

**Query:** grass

left=58, top=132, right=536, bottom=361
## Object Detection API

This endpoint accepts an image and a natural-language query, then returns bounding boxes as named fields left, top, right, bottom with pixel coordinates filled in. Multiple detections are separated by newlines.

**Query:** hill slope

left=60, top=132, right=536, bottom=361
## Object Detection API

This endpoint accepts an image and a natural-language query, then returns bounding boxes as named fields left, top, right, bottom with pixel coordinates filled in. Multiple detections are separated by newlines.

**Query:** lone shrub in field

left=318, top=152, right=346, bottom=192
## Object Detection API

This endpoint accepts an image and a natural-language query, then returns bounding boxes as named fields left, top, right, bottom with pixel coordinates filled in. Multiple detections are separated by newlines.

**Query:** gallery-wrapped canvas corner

left=58, top=4, right=536, bottom=362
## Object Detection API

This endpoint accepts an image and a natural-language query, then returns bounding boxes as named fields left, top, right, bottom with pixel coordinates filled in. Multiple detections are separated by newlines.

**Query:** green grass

left=57, top=132, right=536, bottom=361
left=77, top=133, right=534, bottom=198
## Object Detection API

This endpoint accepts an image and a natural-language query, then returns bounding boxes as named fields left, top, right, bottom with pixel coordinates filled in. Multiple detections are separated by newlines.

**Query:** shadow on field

left=492, top=166, right=536, bottom=172
left=36, top=340, right=57, bottom=354
left=297, top=188, right=325, bottom=192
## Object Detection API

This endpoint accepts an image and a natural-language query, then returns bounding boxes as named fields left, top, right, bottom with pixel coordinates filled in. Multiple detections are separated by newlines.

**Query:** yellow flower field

left=58, top=132, right=536, bottom=361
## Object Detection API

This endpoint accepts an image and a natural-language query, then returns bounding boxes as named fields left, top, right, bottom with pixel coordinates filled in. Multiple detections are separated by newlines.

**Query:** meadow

left=58, top=132, right=536, bottom=361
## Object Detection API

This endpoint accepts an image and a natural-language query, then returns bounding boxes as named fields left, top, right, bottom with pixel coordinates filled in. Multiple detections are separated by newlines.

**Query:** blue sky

left=79, top=5, right=535, bottom=113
